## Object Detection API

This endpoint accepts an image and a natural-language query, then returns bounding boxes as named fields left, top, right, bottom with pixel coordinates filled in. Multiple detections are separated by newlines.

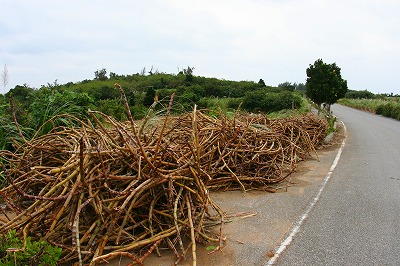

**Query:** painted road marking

left=265, top=121, right=347, bottom=265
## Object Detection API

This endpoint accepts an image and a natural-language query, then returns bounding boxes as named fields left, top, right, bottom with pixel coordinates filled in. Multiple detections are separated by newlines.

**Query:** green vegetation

left=345, top=89, right=375, bottom=99
left=338, top=88, right=400, bottom=120
left=338, top=97, right=400, bottom=120
left=306, top=59, right=348, bottom=113
left=0, top=230, right=62, bottom=266
left=326, top=115, right=337, bottom=135
left=243, top=90, right=303, bottom=113
left=1, top=68, right=308, bottom=154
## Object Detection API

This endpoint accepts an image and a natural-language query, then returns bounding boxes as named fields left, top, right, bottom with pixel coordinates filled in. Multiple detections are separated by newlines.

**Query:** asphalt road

left=274, top=104, right=400, bottom=265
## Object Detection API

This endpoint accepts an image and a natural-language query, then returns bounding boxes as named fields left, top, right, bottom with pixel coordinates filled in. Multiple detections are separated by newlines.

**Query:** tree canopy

left=306, top=59, right=348, bottom=111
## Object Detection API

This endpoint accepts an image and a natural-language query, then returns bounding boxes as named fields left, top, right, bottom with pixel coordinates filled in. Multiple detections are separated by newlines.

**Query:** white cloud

left=1, top=0, right=400, bottom=94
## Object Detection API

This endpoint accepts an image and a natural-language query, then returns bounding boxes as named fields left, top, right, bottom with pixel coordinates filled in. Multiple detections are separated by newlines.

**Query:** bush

left=267, top=91, right=302, bottom=111
left=157, top=88, right=176, bottom=102
left=143, top=87, right=156, bottom=107
left=96, top=99, right=127, bottom=121
left=227, top=98, right=243, bottom=110
left=375, top=104, right=384, bottom=115
left=360, top=101, right=400, bottom=120
left=393, top=105, right=400, bottom=120
left=0, top=230, right=62, bottom=266
left=243, top=90, right=302, bottom=113
left=345, top=90, right=375, bottom=99
left=377, top=103, right=400, bottom=120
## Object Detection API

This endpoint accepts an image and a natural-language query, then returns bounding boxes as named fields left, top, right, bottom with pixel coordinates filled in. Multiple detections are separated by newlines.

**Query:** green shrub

left=243, top=90, right=302, bottom=113
left=393, top=105, right=400, bottom=120
left=345, top=90, right=375, bottom=99
left=382, top=103, right=400, bottom=120
left=96, top=99, right=127, bottom=121
left=0, top=230, right=62, bottom=266
left=382, top=104, right=393, bottom=117
left=157, top=88, right=176, bottom=101
left=226, top=98, right=243, bottom=110
left=375, top=104, right=384, bottom=115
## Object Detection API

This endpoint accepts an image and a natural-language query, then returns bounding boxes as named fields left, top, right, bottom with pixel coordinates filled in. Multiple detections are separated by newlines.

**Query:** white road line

left=265, top=121, right=347, bottom=265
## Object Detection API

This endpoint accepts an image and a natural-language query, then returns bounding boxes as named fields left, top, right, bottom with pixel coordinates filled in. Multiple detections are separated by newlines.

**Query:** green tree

left=91, top=85, right=119, bottom=100
left=295, top=83, right=306, bottom=91
left=6, top=84, right=34, bottom=109
left=345, top=90, right=375, bottom=99
left=94, top=68, right=108, bottom=81
left=97, top=99, right=126, bottom=121
left=143, top=86, right=156, bottom=107
left=183, top=66, right=195, bottom=83
left=258, top=79, right=266, bottom=87
left=306, top=59, right=348, bottom=113
left=278, top=82, right=295, bottom=91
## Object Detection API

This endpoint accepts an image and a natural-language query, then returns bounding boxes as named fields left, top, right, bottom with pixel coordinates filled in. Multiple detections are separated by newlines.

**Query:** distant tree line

left=345, top=89, right=400, bottom=99
left=0, top=67, right=307, bottom=151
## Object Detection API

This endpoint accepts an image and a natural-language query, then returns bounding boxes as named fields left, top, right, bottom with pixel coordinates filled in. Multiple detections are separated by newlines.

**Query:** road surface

left=274, top=104, right=400, bottom=265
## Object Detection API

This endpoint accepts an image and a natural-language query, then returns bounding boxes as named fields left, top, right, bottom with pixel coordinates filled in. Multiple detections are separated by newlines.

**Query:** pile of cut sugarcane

left=0, top=85, right=327, bottom=265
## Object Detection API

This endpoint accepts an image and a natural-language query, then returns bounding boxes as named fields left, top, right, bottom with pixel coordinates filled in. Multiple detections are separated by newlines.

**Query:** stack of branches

left=0, top=85, right=327, bottom=265
left=155, top=110, right=327, bottom=192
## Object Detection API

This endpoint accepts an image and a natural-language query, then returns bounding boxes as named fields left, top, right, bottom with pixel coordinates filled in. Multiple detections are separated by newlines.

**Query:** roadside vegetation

left=338, top=90, right=400, bottom=120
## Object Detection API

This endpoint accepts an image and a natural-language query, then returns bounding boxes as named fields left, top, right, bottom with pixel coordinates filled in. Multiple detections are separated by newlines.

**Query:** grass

left=267, top=97, right=311, bottom=119
left=338, top=98, right=400, bottom=120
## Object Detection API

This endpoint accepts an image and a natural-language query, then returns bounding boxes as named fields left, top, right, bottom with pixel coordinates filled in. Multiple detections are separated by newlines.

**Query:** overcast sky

left=1, top=0, right=400, bottom=94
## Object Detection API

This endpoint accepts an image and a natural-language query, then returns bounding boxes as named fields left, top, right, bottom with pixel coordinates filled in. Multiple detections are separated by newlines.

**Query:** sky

left=1, top=0, right=400, bottom=95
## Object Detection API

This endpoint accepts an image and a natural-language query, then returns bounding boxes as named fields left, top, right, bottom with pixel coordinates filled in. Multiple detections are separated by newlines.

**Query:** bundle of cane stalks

left=0, top=84, right=327, bottom=265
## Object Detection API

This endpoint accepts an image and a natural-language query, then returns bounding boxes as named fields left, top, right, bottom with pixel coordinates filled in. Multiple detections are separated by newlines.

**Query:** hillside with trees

left=0, top=67, right=306, bottom=150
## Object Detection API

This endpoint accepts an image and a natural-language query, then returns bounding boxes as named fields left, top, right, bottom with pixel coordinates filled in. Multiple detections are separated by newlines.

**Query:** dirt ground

left=0, top=125, right=345, bottom=266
